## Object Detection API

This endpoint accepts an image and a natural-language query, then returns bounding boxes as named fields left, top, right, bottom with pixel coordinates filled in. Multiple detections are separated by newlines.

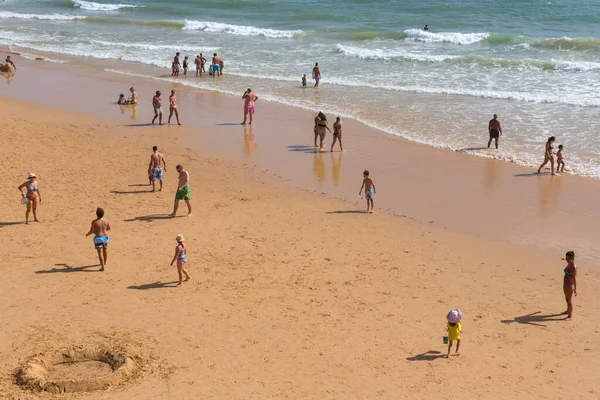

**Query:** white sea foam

left=404, top=29, right=489, bottom=45
left=552, top=60, right=600, bottom=72
left=182, top=20, right=303, bottom=38
left=335, top=44, right=456, bottom=62
left=0, top=11, right=85, bottom=21
left=91, top=40, right=217, bottom=54
left=73, top=0, right=140, bottom=11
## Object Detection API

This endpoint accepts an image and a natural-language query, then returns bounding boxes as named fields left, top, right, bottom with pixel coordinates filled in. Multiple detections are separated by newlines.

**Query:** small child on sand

left=358, top=170, right=376, bottom=213
left=170, top=234, right=191, bottom=287
left=446, top=309, right=462, bottom=358
left=556, top=144, right=565, bottom=173
left=302, top=74, right=307, bottom=87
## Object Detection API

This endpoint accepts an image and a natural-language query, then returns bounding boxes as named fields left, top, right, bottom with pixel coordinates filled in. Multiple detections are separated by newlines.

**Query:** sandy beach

left=1, top=56, right=600, bottom=399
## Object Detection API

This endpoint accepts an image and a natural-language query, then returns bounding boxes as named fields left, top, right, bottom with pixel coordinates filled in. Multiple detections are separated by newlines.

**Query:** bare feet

left=453, top=352, right=460, bottom=356
left=183, top=277, right=191, bottom=282
left=168, top=213, right=176, bottom=218
left=178, top=123, right=181, bottom=126
left=565, top=317, right=572, bottom=321
left=240, top=122, right=246, bottom=125
left=99, top=267, right=105, bottom=272
left=187, top=213, right=192, bottom=217
left=561, top=310, right=569, bottom=315
left=176, top=283, right=182, bottom=288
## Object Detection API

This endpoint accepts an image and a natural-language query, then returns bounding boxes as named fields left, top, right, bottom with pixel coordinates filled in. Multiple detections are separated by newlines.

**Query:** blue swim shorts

left=93, top=236, right=109, bottom=248
left=213, top=64, right=220, bottom=73
left=365, top=188, right=375, bottom=200
left=151, top=166, right=164, bottom=181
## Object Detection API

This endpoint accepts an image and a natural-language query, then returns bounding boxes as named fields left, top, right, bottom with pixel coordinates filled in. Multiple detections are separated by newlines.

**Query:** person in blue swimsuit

left=170, top=234, right=191, bottom=287
left=86, top=208, right=111, bottom=271
left=18, top=172, right=42, bottom=224
left=562, top=251, right=577, bottom=320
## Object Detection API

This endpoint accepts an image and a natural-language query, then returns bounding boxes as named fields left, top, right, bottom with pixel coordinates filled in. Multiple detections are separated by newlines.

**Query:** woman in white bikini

left=168, top=89, right=181, bottom=125
left=18, top=173, right=42, bottom=224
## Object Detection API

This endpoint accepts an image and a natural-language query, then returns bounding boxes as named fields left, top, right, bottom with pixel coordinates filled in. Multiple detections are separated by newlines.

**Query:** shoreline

left=2, top=54, right=600, bottom=265
left=2, top=88, right=600, bottom=399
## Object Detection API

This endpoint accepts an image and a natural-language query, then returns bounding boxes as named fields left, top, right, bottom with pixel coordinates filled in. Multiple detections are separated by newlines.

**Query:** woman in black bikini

left=537, top=136, right=556, bottom=175
left=562, top=251, right=577, bottom=320
left=313, top=112, right=331, bottom=151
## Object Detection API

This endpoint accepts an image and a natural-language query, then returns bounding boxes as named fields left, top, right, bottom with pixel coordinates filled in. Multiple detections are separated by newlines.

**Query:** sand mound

left=15, top=346, right=137, bottom=394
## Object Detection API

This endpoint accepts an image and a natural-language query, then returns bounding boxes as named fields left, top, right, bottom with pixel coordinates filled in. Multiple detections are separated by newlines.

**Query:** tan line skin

left=18, top=176, right=41, bottom=224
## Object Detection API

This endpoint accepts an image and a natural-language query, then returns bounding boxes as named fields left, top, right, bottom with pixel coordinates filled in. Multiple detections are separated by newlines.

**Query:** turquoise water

left=2, top=0, right=600, bottom=176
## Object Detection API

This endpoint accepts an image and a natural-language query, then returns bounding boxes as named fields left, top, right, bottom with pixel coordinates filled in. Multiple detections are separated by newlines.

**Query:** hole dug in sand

left=15, top=347, right=136, bottom=394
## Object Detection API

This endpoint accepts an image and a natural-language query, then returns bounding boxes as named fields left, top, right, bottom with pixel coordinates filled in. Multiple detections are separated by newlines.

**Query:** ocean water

left=2, top=0, right=600, bottom=177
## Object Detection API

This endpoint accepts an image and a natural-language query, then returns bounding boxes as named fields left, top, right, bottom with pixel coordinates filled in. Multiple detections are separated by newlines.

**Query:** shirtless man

left=199, top=53, right=207, bottom=73
left=312, top=62, right=321, bottom=87
left=194, top=55, right=201, bottom=76
left=173, top=52, right=181, bottom=77
left=152, top=90, right=163, bottom=125
left=241, top=88, right=259, bottom=125
left=86, top=207, right=111, bottom=271
left=5, top=56, right=16, bottom=71
left=488, top=114, right=503, bottom=149
left=212, top=53, right=221, bottom=77
left=148, top=146, right=167, bottom=192
left=169, top=164, right=192, bottom=217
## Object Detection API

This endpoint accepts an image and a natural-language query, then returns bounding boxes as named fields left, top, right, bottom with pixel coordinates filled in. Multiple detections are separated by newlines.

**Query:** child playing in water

left=556, top=144, right=565, bottom=173
left=358, top=170, right=376, bottom=213
left=117, top=94, right=127, bottom=105
left=302, top=74, right=307, bottom=87
left=170, top=234, right=191, bottom=287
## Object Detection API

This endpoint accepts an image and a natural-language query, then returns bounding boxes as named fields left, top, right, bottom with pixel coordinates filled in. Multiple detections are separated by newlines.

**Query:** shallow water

left=2, top=0, right=600, bottom=176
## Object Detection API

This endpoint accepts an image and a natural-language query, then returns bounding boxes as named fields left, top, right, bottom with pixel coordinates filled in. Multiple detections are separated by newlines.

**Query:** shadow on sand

left=457, top=147, right=489, bottom=152
left=287, top=145, right=319, bottom=154
left=406, top=350, right=446, bottom=361
left=129, top=184, right=151, bottom=187
left=35, top=263, right=102, bottom=274
left=500, top=311, right=566, bottom=327
left=124, top=123, right=155, bottom=127
left=124, top=214, right=184, bottom=222
left=0, top=221, right=25, bottom=227
left=326, top=210, right=366, bottom=215
left=127, top=281, right=179, bottom=290
left=215, top=123, right=241, bottom=126
left=514, top=173, right=541, bottom=177
left=111, top=190, right=152, bottom=195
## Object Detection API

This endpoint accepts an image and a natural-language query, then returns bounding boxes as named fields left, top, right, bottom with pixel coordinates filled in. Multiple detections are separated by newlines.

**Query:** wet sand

left=1, top=55, right=600, bottom=399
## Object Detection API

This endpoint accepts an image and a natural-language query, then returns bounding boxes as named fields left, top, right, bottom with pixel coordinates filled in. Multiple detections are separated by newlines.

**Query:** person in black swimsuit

left=537, top=136, right=556, bottom=175
left=562, top=251, right=577, bottom=320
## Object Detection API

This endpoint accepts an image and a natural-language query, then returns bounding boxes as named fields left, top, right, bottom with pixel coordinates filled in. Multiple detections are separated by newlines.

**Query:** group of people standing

left=171, top=52, right=224, bottom=77
left=313, top=112, right=343, bottom=152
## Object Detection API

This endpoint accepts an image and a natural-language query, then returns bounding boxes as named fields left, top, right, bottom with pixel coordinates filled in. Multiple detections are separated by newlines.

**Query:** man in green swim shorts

left=170, top=164, right=192, bottom=217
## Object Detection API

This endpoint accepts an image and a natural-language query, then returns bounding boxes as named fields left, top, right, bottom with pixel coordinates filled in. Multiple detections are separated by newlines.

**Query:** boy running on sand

left=85, top=207, right=111, bottom=271
left=358, top=170, right=376, bottom=213
left=170, top=234, right=191, bottom=287
left=556, top=145, right=565, bottom=173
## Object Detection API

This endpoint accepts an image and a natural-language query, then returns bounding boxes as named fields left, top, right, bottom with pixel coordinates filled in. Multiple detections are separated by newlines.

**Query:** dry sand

left=1, top=62, right=600, bottom=399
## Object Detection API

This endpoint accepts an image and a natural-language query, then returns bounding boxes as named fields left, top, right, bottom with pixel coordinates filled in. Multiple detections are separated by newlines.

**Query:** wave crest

left=0, top=11, right=85, bottom=21
left=73, top=0, right=140, bottom=11
left=404, top=28, right=489, bottom=45
left=182, top=20, right=303, bottom=38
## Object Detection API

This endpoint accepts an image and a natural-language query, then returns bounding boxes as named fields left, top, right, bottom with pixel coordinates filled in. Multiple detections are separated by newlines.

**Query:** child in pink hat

left=446, top=309, right=462, bottom=357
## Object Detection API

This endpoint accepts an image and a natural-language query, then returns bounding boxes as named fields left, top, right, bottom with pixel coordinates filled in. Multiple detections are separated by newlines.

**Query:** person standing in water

left=562, top=251, right=577, bottom=320
left=241, top=88, right=258, bottom=125
left=312, top=62, right=321, bottom=87
left=85, top=207, right=111, bottom=272
left=129, top=87, right=138, bottom=104
left=537, top=136, right=557, bottom=175
left=487, top=114, right=502, bottom=149
left=194, top=55, right=201, bottom=76
left=170, top=164, right=192, bottom=217
left=148, top=146, right=167, bottom=192
left=18, top=173, right=42, bottom=224
left=172, top=52, right=181, bottom=77
left=168, top=90, right=181, bottom=125
left=423, top=24, right=429, bottom=31
left=212, top=53, right=222, bottom=77
left=330, top=116, right=343, bottom=152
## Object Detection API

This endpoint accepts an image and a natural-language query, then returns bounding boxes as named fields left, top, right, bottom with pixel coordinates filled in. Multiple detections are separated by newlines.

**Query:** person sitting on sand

left=170, top=234, right=191, bottom=287
left=331, top=116, right=343, bottom=152
left=487, top=114, right=502, bottom=149
left=117, top=94, right=127, bottom=105
left=168, top=90, right=181, bottom=125
left=241, top=88, right=258, bottom=125
left=5, top=55, right=16, bottom=71
left=170, top=164, right=192, bottom=217
left=314, top=112, right=331, bottom=151
left=18, top=172, right=42, bottom=224
left=85, top=207, right=110, bottom=272
left=358, top=170, right=376, bottom=213
left=0, top=63, right=11, bottom=73
left=152, top=90, right=163, bottom=125
left=129, top=87, right=138, bottom=104
left=556, top=144, right=565, bottom=173
left=537, top=136, right=557, bottom=175
left=148, top=146, right=167, bottom=192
